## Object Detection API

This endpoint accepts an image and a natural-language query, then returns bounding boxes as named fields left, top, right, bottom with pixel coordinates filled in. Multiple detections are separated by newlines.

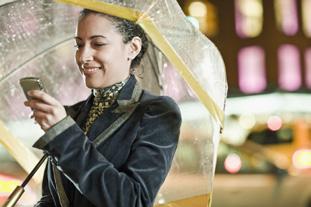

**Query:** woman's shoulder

left=138, top=90, right=182, bottom=134
left=139, top=90, right=181, bottom=116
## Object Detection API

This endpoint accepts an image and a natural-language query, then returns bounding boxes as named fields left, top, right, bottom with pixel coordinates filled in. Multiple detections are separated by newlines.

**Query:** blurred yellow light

left=0, top=175, right=37, bottom=205
left=0, top=179, right=20, bottom=195
left=188, top=1, right=207, bottom=17
left=302, top=0, right=311, bottom=37
left=292, top=149, right=311, bottom=169
left=238, top=114, right=256, bottom=129
left=236, top=0, right=263, bottom=37
left=240, top=0, right=263, bottom=16
left=244, top=19, right=262, bottom=37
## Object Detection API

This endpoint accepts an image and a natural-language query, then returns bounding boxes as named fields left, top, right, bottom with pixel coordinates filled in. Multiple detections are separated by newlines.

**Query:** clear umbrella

left=0, top=0, right=227, bottom=206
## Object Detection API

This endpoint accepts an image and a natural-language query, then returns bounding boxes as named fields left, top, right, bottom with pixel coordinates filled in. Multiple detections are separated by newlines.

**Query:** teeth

left=84, top=68, right=99, bottom=72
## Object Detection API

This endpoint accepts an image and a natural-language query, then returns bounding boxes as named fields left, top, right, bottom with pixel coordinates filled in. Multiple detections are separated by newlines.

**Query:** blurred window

left=188, top=1, right=218, bottom=36
left=305, top=48, right=311, bottom=89
left=278, top=44, right=301, bottom=91
left=274, top=0, right=298, bottom=36
left=302, top=0, right=311, bottom=37
left=238, top=46, right=266, bottom=93
left=247, top=127, right=293, bottom=145
left=235, top=0, right=263, bottom=38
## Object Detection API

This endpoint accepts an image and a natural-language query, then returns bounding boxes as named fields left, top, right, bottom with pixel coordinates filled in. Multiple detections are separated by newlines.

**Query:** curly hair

left=79, top=9, right=148, bottom=69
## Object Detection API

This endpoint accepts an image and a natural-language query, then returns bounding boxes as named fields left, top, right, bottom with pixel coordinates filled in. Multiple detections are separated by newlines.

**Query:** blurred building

left=177, top=1, right=311, bottom=206
left=178, top=0, right=311, bottom=96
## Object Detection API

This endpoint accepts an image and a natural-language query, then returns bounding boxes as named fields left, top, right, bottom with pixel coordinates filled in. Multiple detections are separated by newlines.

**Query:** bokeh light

left=292, top=149, right=311, bottom=169
left=278, top=44, right=301, bottom=91
left=224, top=153, right=242, bottom=174
left=275, top=0, right=298, bottom=36
left=267, top=116, right=282, bottom=131
left=188, top=1, right=207, bottom=17
left=235, top=0, right=263, bottom=38
left=238, top=46, right=266, bottom=93
left=239, top=114, right=256, bottom=129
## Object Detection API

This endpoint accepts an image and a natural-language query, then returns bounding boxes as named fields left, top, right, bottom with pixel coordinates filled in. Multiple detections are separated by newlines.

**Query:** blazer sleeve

left=32, top=96, right=181, bottom=207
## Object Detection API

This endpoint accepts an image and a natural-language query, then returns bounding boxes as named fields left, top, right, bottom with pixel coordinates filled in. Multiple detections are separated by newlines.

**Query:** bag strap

left=52, top=163, right=70, bottom=207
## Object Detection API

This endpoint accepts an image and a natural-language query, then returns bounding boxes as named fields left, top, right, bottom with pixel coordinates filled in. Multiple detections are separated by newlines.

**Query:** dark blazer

left=33, top=75, right=181, bottom=207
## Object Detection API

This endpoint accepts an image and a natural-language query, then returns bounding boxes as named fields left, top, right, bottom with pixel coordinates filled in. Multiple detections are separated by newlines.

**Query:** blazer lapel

left=92, top=75, right=143, bottom=145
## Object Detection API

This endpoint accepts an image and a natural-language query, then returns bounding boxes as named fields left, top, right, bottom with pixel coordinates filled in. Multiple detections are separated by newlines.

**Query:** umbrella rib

left=0, top=36, right=73, bottom=83
left=0, top=0, right=17, bottom=7
left=140, top=19, right=225, bottom=126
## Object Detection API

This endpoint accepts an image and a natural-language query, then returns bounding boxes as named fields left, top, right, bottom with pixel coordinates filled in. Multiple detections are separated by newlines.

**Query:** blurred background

left=0, top=0, right=310, bottom=207
left=176, top=0, right=311, bottom=207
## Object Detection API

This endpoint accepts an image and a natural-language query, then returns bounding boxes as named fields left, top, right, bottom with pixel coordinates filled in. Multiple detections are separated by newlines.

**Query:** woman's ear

left=128, top=36, right=142, bottom=60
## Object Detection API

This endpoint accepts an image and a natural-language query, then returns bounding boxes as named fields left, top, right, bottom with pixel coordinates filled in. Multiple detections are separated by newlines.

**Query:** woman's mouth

left=82, top=67, right=101, bottom=75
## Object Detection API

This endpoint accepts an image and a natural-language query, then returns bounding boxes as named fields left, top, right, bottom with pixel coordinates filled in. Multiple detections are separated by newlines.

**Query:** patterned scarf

left=83, top=78, right=128, bottom=133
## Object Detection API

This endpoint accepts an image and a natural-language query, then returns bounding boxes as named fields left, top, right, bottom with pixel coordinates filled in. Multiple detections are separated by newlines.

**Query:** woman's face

left=75, top=13, right=132, bottom=89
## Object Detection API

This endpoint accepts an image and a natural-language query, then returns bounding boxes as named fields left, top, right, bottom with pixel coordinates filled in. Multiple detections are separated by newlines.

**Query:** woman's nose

left=79, top=46, right=93, bottom=62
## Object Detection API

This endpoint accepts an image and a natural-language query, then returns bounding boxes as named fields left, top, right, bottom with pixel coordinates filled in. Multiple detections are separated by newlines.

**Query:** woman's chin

left=85, top=79, right=110, bottom=89
left=85, top=80, right=101, bottom=89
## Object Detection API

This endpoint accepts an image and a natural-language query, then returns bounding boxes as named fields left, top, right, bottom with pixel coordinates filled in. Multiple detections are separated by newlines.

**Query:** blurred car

left=246, top=120, right=311, bottom=174
left=212, top=141, right=311, bottom=207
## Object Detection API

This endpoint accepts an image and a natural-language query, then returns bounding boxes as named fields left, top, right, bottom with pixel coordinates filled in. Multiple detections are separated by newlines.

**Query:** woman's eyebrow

left=90, top=35, right=107, bottom=39
left=74, top=35, right=107, bottom=40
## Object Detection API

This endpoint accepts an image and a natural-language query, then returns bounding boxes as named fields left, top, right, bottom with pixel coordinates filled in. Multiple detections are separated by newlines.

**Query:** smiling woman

left=23, top=8, right=181, bottom=207
left=75, top=10, right=146, bottom=88
left=0, top=0, right=228, bottom=206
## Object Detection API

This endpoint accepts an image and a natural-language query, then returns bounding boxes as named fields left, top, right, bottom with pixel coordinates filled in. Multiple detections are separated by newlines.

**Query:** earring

left=130, top=68, right=135, bottom=74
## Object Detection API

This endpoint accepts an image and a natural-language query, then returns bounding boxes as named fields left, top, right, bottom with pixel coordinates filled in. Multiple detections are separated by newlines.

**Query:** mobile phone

left=19, top=77, right=45, bottom=100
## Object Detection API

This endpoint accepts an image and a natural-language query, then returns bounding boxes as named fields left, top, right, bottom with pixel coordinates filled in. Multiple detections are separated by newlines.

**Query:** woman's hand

left=24, top=90, right=67, bottom=132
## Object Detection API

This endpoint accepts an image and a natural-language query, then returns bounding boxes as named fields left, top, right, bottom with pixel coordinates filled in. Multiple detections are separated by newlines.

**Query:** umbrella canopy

left=58, top=0, right=227, bottom=126
left=0, top=0, right=227, bottom=206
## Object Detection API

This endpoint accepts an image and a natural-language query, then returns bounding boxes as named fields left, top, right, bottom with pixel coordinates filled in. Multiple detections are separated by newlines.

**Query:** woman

left=25, top=9, right=181, bottom=207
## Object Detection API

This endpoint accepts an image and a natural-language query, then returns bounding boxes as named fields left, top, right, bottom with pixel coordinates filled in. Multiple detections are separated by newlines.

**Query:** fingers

left=24, top=100, right=53, bottom=113
left=27, top=90, right=60, bottom=106
left=32, top=110, right=52, bottom=131
left=24, top=91, right=67, bottom=132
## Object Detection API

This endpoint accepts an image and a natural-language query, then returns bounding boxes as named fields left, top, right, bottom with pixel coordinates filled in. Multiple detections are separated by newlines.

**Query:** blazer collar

left=71, top=74, right=143, bottom=120
left=114, top=75, right=143, bottom=113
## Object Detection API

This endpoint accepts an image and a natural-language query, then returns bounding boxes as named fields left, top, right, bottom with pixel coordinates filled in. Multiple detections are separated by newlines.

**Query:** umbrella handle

left=2, top=154, right=48, bottom=207
left=2, top=186, right=24, bottom=207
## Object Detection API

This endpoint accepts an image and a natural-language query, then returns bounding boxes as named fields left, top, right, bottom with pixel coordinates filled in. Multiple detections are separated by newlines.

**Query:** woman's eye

left=93, top=43, right=106, bottom=47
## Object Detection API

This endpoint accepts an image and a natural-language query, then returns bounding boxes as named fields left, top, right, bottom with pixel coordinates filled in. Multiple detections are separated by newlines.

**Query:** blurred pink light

left=278, top=45, right=301, bottom=91
left=235, top=0, right=245, bottom=38
left=224, top=153, right=242, bottom=174
left=238, top=46, right=266, bottom=93
left=280, top=0, right=299, bottom=36
left=267, top=116, right=282, bottom=131
left=305, top=48, right=311, bottom=89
